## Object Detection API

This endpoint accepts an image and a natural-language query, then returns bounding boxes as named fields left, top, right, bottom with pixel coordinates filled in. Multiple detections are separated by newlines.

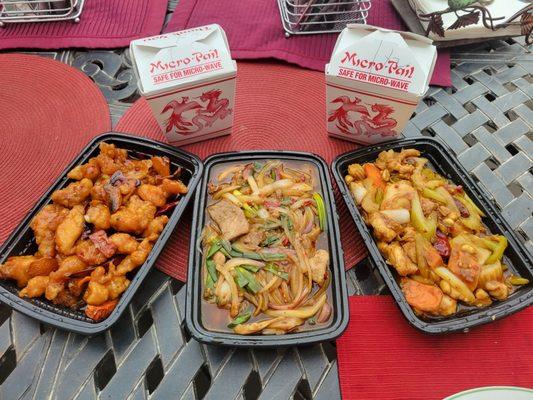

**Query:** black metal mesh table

left=0, top=1, right=531, bottom=399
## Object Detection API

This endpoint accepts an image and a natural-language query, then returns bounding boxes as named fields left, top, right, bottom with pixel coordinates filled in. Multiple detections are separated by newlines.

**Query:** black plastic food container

left=186, top=151, right=349, bottom=347
left=0, top=133, right=203, bottom=335
left=332, top=137, right=533, bottom=334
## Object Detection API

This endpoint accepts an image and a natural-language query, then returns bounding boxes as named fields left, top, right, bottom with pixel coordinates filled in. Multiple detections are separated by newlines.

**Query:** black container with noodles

left=186, top=150, right=349, bottom=347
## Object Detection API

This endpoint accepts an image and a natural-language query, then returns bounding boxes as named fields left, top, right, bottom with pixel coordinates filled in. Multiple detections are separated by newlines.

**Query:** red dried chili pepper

left=433, top=231, right=451, bottom=259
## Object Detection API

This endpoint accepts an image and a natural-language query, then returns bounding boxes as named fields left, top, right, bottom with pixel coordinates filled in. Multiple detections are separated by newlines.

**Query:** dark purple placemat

left=165, top=0, right=451, bottom=87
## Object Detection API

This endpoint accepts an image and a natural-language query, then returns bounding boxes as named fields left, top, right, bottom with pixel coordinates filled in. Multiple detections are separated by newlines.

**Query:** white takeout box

left=130, top=24, right=237, bottom=146
left=326, top=24, right=437, bottom=145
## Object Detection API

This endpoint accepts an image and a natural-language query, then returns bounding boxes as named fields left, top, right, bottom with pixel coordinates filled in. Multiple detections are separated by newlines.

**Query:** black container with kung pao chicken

left=333, top=137, right=533, bottom=334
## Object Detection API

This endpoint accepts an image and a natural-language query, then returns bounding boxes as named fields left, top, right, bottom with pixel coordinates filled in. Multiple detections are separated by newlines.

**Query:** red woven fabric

left=165, top=0, right=451, bottom=87
left=338, top=296, right=533, bottom=400
left=116, top=61, right=369, bottom=282
left=0, top=0, right=167, bottom=50
left=0, top=54, right=111, bottom=243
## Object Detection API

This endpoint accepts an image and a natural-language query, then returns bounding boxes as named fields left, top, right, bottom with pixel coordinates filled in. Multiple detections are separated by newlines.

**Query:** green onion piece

left=307, top=315, right=317, bottom=325
left=261, top=236, right=279, bottom=247
left=271, top=170, right=276, bottom=180
left=220, top=239, right=232, bottom=254
left=242, top=203, right=257, bottom=218
left=234, top=268, right=249, bottom=288
left=312, top=193, right=327, bottom=231
left=206, top=241, right=222, bottom=259
left=236, top=267, right=262, bottom=293
left=219, top=247, right=231, bottom=258
left=281, top=196, right=292, bottom=206
left=206, top=259, right=218, bottom=283
left=260, top=252, right=287, bottom=262
left=206, top=272, right=215, bottom=290
left=240, top=264, right=261, bottom=273
left=264, top=263, right=289, bottom=280
left=281, top=215, right=293, bottom=231
left=253, top=161, right=264, bottom=171
left=227, top=311, right=252, bottom=329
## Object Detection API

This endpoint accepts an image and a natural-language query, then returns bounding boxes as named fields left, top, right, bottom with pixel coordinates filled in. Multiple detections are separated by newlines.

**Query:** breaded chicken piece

left=110, top=195, right=156, bottom=235
left=116, top=239, right=153, bottom=275
left=95, top=143, right=128, bottom=175
left=30, top=204, right=69, bottom=257
left=84, top=203, right=111, bottom=230
left=46, top=255, right=87, bottom=301
left=143, top=215, right=169, bottom=241
left=20, top=276, right=50, bottom=298
left=138, top=178, right=187, bottom=207
left=51, top=178, right=93, bottom=208
left=75, top=240, right=109, bottom=266
left=67, top=158, right=100, bottom=181
left=109, top=233, right=139, bottom=254
left=151, top=156, right=170, bottom=177
left=55, top=205, right=85, bottom=255
left=0, top=255, right=38, bottom=287
left=84, top=264, right=130, bottom=306
left=137, top=184, right=167, bottom=207
left=161, top=178, right=188, bottom=195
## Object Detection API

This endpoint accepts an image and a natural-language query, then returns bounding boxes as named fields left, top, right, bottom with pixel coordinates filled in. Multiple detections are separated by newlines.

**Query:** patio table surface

left=0, top=1, right=532, bottom=399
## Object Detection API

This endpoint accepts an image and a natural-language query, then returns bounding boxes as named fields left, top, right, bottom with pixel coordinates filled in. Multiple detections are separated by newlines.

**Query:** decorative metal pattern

left=0, top=1, right=532, bottom=398
left=0, top=0, right=85, bottom=27
left=277, top=0, right=372, bottom=37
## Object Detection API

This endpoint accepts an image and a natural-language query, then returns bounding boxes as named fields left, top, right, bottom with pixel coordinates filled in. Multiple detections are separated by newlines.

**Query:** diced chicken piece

left=402, top=241, right=417, bottom=264
left=383, top=242, right=418, bottom=276
left=420, top=197, right=437, bottom=216
left=448, top=243, right=481, bottom=291
left=401, top=278, right=443, bottom=313
left=368, top=212, right=402, bottom=243
left=485, top=281, right=509, bottom=301
left=309, top=249, right=329, bottom=285
left=437, top=294, right=457, bottom=316
left=207, top=200, right=250, bottom=241
left=381, top=181, right=415, bottom=210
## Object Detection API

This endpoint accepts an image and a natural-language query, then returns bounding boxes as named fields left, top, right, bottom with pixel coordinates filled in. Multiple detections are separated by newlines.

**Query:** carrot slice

left=401, top=278, right=443, bottom=313
left=363, top=163, right=385, bottom=190
left=85, top=299, right=119, bottom=322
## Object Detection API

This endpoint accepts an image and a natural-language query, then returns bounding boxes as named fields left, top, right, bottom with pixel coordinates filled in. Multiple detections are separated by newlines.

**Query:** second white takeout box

left=326, top=24, right=437, bottom=145
left=130, top=24, right=237, bottom=146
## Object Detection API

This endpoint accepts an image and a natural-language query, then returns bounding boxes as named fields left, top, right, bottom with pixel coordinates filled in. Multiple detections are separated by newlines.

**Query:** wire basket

left=277, top=0, right=372, bottom=36
left=0, top=0, right=85, bottom=26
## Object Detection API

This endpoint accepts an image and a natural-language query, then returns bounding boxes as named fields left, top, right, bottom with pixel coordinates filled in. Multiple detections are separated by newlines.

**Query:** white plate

left=445, top=386, right=533, bottom=400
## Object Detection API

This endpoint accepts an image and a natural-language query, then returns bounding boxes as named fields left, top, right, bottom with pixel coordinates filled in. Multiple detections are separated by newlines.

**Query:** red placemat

left=0, top=54, right=111, bottom=244
left=165, top=0, right=451, bottom=87
left=338, top=296, right=533, bottom=400
left=116, top=61, right=368, bottom=282
left=0, top=0, right=167, bottom=50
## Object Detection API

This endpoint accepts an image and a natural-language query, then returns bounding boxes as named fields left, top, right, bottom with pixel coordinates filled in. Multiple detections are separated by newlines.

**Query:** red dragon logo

left=328, top=96, right=398, bottom=138
left=162, top=89, right=232, bottom=134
